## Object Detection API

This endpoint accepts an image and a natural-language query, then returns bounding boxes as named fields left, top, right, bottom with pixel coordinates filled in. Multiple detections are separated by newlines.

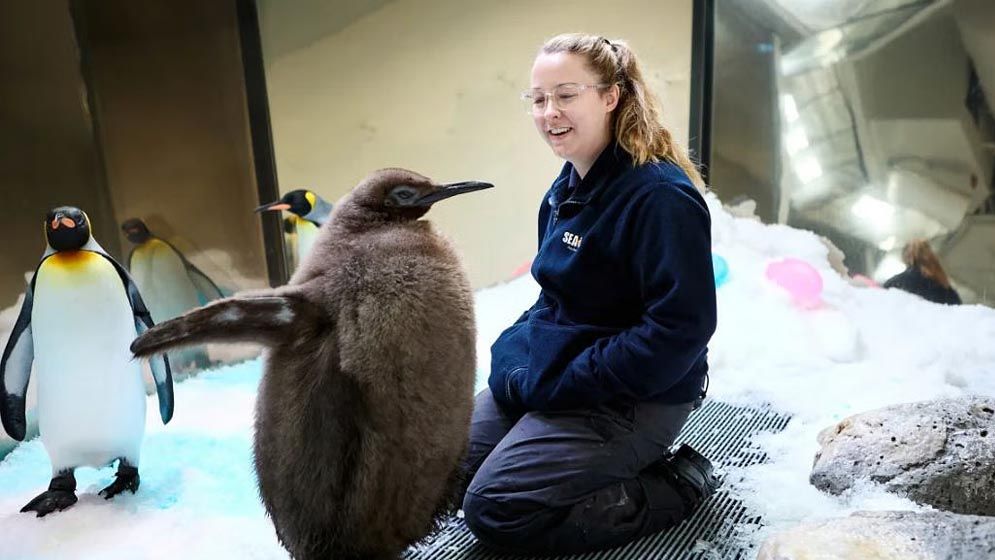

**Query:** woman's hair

left=540, top=33, right=705, bottom=191
left=902, top=239, right=952, bottom=288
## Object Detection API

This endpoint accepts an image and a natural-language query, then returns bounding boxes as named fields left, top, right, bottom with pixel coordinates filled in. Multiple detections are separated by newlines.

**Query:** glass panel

left=711, top=0, right=995, bottom=305
left=255, top=0, right=696, bottom=287
left=0, top=0, right=269, bottom=439
left=76, top=1, right=270, bottom=300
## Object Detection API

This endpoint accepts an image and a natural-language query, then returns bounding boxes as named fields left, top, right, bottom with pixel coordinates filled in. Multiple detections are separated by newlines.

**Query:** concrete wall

left=259, top=0, right=695, bottom=288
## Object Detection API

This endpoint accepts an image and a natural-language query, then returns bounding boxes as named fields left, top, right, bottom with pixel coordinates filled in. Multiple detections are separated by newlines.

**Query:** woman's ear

left=604, top=83, right=620, bottom=113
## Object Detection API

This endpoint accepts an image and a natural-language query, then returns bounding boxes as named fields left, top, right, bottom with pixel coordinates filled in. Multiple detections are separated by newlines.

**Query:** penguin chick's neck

left=330, top=199, right=430, bottom=233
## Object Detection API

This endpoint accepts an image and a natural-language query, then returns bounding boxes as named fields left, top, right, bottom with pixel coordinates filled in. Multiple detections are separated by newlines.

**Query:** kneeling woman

left=461, top=33, right=719, bottom=555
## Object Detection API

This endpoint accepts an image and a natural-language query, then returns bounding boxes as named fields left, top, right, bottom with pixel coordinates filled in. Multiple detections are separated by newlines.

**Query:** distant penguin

left=255, top=189, right=334, bottom=271
left=1, top=206, right=173, bottom=517
left=122, top=218, right=224, bottom=372
left=133, top=169, right=491, bottom=559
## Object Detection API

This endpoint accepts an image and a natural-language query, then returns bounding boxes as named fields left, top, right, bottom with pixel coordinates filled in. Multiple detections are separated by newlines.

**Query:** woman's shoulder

left=620, top=160, right=706, bottom=212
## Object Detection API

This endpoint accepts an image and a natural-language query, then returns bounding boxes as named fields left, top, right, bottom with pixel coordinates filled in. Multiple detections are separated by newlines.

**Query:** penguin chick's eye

left=388, top=186, right=419, bottom=206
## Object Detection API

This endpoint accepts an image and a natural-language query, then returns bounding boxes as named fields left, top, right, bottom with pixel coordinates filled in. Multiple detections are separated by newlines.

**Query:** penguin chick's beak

left=414, top=181, right=494, bottom=206
left=255, top=202, right=292, bottom=213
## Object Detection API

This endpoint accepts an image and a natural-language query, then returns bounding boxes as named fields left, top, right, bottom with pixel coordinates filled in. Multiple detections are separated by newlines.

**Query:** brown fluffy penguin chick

left=131, top=169, right=493, bottom=560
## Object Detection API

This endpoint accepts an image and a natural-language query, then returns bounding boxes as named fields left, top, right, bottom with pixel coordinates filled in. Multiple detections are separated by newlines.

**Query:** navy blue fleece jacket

left=488, top=143, right=717, bottom=411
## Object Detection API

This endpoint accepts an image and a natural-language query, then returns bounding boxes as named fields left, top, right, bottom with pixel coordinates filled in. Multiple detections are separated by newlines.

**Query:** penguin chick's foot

left=99, top=465, right=140, bottom=499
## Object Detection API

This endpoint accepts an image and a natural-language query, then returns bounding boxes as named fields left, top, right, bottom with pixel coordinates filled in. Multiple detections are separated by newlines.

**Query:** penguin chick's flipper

left=131, top=294, right=316, bottom=359
left=1, top=283, right=35, bottom=441
left=21, top=470, right=77, bottom=517
left=99, top=461, right=140, bottom=500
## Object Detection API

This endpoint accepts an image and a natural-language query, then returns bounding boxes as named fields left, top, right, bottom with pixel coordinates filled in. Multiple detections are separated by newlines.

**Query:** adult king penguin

left=122, top=218, right=224, bottom=372
left=255, top=189, right=333, bottom=271
left=1, top=206, right=173, bottom=516
left=133, top=169, right=491, bottom=560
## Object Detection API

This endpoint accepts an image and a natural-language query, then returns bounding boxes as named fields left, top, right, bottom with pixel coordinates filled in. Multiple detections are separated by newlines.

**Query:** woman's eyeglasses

left=520, top=83, right=611, bottom=116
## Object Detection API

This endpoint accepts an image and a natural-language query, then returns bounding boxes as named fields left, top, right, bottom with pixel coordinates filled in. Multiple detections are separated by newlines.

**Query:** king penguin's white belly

left=32, top=251, right=146, bottom=469
left=295, top=218, right=319, bottom=265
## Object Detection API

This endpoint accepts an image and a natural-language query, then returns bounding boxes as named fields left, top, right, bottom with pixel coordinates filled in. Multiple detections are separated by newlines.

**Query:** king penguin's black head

left=350, top=168, right=494, bottom=222
left=121, top=218, right=152, bottom=244
left=45, top=206, right=91, bottom=251
left=255, top=189, right=314, bottom=218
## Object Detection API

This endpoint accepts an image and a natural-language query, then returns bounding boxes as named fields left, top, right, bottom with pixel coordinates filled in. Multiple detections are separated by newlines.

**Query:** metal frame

left=689, top=0, right=715, bottom=184
left=67, top=0, right=125, bottom=259
left=236, top=0, right=289, bottom=287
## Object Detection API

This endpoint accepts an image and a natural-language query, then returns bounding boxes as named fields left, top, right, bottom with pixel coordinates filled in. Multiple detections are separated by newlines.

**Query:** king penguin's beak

left=255, top=202, right=292, bottom=213
left=50, top=216, right=76, bottom=230
left=414, top=181, right=494, bottom=206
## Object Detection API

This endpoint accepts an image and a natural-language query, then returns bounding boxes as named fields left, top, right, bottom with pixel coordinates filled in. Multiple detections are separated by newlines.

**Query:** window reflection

left=0, top=0, right=269, bottom=399
left=711, top=0, right=995, bottom=305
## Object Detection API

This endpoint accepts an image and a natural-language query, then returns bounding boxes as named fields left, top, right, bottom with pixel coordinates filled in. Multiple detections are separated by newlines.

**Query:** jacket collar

left=548, top=141, right=631, bottom=207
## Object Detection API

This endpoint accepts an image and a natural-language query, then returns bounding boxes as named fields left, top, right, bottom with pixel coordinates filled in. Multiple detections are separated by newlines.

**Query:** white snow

left=1, top=193, right=994, bottom=558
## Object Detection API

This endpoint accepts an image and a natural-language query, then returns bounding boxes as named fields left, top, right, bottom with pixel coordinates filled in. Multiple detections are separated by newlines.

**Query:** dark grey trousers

left=461, top=389, right=695, bottom=556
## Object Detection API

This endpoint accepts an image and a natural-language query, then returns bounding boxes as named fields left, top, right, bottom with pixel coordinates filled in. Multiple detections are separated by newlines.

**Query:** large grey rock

left=810, top=397, right=995, bottom=515
left=757, top=511, right=995, bottom=560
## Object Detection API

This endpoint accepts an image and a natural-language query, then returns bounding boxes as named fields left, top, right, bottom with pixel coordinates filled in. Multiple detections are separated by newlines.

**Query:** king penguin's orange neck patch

left=48, top=251, right=97, bottom=269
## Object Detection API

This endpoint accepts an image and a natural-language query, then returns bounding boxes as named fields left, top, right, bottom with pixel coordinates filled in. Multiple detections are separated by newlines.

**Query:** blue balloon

left=712, top=254, right=729, bottom=287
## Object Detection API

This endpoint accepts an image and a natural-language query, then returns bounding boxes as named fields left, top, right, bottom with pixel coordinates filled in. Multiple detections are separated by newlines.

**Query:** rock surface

left=810, top=397, right=995, bottom=514
left=758, top=511, right=995, bottom=560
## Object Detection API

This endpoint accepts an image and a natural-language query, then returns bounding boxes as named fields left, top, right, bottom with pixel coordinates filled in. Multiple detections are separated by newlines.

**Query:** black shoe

left=667, top=444, right=719, bottom=501
left=646, top=444, right=719, bottom=508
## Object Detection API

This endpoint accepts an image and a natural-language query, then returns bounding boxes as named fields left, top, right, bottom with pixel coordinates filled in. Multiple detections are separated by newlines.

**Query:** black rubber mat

left=405, top=400, right=791, bottom=560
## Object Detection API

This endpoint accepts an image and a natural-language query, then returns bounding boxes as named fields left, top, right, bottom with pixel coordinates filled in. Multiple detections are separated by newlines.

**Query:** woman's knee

left=461, top=491, right=513, bottom=540
left=461, top=490, right=548, bottom=550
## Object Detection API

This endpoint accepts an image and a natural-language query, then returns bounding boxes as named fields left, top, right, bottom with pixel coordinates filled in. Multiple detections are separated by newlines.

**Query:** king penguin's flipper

left=1, top=283, right=35, bottom=441
left=165, top=241, right=225, bottom=304
left=102, top=255, right=174, bottom=424
left=127, top=238, right=225, bottom=305
left=187, top=266, right=224, bottom=304
left=133, top=314, right=174, bottom=424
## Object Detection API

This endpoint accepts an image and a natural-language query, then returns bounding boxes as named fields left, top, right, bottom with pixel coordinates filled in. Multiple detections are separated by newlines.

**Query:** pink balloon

left=509, top=259, right=533, bottom=279
left=851, top=274, right=881, bottom=288
left=765, top=258, right=823, bottom=308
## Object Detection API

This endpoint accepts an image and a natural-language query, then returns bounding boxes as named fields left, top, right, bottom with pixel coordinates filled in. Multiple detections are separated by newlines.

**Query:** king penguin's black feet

left=99, top=462, right=140, bottom=500
left=20, top=470, right=78, bottom=517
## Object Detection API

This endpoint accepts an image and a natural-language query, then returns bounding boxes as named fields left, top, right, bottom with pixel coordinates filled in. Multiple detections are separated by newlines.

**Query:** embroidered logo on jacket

left=562, top=231, right=583, bottom=251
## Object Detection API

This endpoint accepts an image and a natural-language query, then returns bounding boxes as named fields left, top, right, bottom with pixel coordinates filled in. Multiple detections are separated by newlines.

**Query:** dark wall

left=76, top=0, right=269, bottom=289
left=0, top=1, right=120, bottom=308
